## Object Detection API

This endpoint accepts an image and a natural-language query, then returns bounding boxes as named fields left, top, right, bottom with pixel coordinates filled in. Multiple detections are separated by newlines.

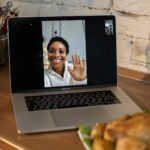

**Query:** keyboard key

left=25, top=90, right=121, bottom=111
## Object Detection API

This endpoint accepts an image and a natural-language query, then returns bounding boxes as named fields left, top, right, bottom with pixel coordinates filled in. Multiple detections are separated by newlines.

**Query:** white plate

left=77, top=130, right=91, bottom=150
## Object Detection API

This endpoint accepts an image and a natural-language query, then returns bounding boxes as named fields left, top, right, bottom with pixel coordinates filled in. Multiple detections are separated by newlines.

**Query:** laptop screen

left=8, top=16, right=117, bottom=92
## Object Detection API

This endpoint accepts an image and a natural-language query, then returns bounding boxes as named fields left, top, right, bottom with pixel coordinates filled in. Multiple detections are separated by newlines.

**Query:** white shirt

left=44, top=62, right=87, bottom=87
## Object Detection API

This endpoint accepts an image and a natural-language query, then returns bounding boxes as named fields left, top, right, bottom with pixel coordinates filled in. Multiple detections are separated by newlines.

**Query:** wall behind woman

left=4, top=0, right=150, bottom=75
left=42, top=20, right=86, bottom=69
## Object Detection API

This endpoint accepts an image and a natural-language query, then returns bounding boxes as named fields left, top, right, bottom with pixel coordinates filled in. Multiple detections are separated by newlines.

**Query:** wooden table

left=0, top=64, right=150, bottom=150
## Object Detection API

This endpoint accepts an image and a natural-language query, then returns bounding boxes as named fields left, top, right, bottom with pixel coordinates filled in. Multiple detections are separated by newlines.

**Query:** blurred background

left=0, top=0, right=150, bottom=78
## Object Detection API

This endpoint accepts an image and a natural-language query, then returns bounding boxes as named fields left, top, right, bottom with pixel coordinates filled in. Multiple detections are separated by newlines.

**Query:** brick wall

left=3, top=0, right=150, bottom=74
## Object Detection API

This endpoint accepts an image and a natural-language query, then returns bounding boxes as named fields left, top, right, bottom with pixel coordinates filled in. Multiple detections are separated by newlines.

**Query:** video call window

left=42, top=20, right=87, bottom=88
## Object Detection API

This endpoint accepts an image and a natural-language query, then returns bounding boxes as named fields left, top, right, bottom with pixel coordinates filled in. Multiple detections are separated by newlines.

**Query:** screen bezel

left=8, top=16, right=117, bottom=93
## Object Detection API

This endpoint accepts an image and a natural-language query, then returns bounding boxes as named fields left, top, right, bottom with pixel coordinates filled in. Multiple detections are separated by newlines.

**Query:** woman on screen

left=44, top=36, right=87, bottom=87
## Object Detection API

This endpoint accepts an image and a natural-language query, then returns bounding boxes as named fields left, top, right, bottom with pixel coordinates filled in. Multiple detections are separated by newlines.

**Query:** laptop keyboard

left=25, top=90, right=121, bottom=111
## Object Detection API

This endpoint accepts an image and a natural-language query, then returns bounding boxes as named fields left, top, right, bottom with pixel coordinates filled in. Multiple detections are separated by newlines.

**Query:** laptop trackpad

left=50, top=106, right=111, bottom=127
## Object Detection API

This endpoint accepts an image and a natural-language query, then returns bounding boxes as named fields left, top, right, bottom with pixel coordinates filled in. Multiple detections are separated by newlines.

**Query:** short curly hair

left=47, top=36, right=69, bottom=54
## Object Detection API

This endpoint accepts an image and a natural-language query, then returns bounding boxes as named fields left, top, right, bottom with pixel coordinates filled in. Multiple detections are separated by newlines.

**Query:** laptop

left=8, top=16, right=142, bottom=134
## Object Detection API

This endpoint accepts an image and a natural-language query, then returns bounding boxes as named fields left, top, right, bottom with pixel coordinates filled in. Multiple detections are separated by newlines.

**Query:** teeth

left=50, top=58, right=62, bottom=61
left=53, top=59, right=62, bottom=61
left=50, top=59, right=63, bottom=63
left=56, top=59, right=62, bottom=60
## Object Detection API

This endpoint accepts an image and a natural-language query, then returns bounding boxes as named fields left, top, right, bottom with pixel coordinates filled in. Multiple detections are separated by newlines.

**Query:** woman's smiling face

left=48, top=41, right=67, bottom=73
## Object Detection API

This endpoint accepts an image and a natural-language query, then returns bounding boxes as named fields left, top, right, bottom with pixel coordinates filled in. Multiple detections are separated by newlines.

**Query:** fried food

left=116, top=136, right=150, bottom=150
left=90, top=123, right=107, bottom=139
left=104, top=113, right=150, bottom=143
left=92, top=139, right=115, bottom=150
left=91, top=112, right=150, bottom=150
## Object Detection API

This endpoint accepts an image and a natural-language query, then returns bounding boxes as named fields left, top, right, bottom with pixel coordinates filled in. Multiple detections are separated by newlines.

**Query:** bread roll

left=89, top=112, right=150, bottom=150
left=116, top=136, right=150, bottom=150
left=92, top=139, right=115, bottom=150
left=90, top=123, right=107, bottom=139
left=104, top=113, right=150, bottom=143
